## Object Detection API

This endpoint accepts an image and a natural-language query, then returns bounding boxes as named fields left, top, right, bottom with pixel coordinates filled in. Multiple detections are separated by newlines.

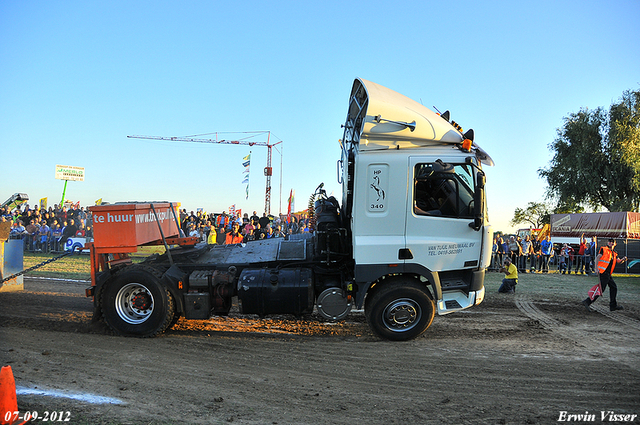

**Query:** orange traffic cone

left=0, top=366, right=27, bottom=425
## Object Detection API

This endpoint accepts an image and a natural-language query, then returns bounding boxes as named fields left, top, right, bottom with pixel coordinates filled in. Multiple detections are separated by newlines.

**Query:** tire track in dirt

left=515, top=296, right=561, bottom=329
left=591, top=304, right=640, bottom=331
left=515, top=294, right=640, bottom=372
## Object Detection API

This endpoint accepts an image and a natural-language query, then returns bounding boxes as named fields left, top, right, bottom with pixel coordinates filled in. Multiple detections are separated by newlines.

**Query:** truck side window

left=414, top=162, right=475, bottom=219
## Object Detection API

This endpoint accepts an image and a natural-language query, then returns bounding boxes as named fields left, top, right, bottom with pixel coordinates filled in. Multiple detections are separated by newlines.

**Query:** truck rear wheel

left=101, top=265, right=174, bottom=337
left=365, top=281, right=435, bottom=341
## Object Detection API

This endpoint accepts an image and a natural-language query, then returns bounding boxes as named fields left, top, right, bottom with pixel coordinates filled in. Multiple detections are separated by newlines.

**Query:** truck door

left=405, top=157, right=483, bottom=272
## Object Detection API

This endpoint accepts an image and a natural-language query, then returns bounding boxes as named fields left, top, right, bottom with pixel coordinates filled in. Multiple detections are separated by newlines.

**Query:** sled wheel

left=365, top=280, right=435, bottom=341
left=101, top=265, right=174, bottom=337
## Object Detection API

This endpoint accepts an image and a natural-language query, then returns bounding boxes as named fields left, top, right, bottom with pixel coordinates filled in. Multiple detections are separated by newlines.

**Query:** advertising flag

left=287, top=189, right=293, bottom=223
left=243, top=152, right=251, bottom=200
left=290, top=189, right=295, bottom=213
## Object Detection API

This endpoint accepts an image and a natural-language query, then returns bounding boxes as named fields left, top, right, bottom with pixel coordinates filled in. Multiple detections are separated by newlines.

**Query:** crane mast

left=127, top=133, right=282, bottom=215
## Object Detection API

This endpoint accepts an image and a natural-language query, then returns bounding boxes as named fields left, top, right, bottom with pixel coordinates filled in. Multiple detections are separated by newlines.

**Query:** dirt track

left=1, top=277, right=639, bottom=425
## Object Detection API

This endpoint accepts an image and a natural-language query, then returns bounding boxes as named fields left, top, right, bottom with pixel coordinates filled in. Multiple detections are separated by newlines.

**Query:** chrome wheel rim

left=115, top=283, right=154, bottom=324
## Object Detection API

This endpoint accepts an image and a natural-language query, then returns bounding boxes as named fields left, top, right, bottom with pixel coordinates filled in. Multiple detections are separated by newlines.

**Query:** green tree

left=552, top=201, right=585, bottom=215
left=539, top=89, right=640, bottom=212
left=510, top=201, right=551, bottom=229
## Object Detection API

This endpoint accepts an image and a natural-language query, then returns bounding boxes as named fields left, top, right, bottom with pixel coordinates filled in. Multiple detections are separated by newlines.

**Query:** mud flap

left=161, top=264, right=188, bottom=315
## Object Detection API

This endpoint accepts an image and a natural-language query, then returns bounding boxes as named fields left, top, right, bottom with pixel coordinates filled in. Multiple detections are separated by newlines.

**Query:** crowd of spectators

left=490, top=233, right=597, bottom=275
left=178, top=209, right=311, bottom=245
left=1, top=203, right=92, bottom=253
left=2, top=202, right=314, bottom=253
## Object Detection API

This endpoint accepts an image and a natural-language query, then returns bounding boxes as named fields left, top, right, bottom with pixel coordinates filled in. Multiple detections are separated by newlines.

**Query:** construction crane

left=127, top=132, right=282, bottom=215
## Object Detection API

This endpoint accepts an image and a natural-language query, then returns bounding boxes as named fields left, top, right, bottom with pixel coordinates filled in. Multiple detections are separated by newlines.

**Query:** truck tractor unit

left=86, top=78, right=494, bottom=341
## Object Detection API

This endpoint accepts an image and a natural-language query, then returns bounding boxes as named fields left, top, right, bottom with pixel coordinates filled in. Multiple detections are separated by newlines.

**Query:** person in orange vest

left=582, top=238, right=627, bottom=312
left=225, top=222, right=243, bottom=245
left=216, top=212, right=229, bottom=229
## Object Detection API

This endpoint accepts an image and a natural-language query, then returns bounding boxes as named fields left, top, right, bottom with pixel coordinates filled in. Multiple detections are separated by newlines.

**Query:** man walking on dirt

left=582, top=238, right=627, bottom=312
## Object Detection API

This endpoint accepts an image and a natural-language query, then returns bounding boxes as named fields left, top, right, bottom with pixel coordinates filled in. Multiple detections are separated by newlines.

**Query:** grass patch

left=23, top=252, right=92, bottom=280
left=484, top=270, right=640, bottom=303
left=22, top=250, right=152, bottom=281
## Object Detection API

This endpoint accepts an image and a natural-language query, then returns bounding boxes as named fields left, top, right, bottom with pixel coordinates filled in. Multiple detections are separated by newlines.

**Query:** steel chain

left=0, top=249, right=76, bottom=284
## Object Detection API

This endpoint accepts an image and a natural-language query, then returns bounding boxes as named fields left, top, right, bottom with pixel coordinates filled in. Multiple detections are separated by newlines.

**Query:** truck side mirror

left=469, top=170, right=485, bottom=231
left=476, top=171, right=485, bottom=189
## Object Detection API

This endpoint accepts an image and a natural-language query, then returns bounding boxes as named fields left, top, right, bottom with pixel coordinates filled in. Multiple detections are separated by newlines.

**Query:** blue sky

left=1, top=1, right=639, bottom=232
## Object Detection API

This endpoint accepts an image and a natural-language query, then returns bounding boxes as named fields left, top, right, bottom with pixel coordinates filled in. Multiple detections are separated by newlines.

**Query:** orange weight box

left=89, top=202, right=181, bottom=251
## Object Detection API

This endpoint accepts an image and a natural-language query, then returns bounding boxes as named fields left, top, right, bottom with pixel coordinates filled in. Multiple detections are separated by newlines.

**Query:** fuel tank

left=237, top=268, right=314, bottom=316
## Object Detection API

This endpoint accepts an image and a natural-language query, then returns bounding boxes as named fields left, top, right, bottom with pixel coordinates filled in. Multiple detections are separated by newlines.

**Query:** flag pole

left=60, top=180, right=68, bottom=207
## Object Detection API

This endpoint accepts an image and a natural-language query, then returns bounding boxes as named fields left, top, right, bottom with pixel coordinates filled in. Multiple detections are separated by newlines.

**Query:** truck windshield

left=413, top=162, right=476, bottom=219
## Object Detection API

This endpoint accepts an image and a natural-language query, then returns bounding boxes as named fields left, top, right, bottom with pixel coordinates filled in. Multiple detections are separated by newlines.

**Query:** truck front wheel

left=365, top=281, right=435, bottom=341
left=101, top=265, right=174, bottom=337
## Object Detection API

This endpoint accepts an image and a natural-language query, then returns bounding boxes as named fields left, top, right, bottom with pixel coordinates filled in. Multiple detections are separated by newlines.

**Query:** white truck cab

left=340, top=79, right=494, bottom=331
